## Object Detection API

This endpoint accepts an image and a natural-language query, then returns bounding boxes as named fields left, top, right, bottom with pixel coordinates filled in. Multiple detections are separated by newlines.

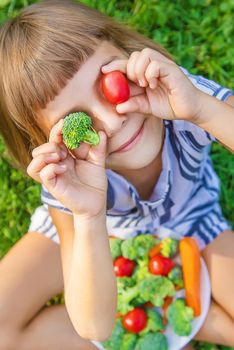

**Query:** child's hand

left=27, top=119, right=108, bottom=219
left=101, top=48, right=201, bottom=122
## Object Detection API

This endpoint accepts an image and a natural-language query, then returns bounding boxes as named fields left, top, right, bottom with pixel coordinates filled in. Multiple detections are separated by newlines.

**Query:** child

left=0, top=0, right=233, bottom=349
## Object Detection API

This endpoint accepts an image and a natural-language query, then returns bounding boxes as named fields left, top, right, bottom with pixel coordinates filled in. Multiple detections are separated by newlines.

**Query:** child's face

left=39, top=41, right=164, bottom=173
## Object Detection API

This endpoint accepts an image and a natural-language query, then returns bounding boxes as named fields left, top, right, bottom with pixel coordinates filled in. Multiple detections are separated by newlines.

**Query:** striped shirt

left=40, top=67, right=233, bottom=250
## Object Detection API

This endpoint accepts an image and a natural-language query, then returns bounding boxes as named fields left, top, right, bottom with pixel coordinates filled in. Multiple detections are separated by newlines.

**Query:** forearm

left=193, top=91, right=234, bottom=152
left=65, top=213, right=117, bottom=341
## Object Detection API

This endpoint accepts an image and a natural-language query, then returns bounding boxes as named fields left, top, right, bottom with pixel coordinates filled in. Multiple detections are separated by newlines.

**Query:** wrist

left=73, top=209, right=107, bottom=230
left=190, top=90, right=215, bottom=126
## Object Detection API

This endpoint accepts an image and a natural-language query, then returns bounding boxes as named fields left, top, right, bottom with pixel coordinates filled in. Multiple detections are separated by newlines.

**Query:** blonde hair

left=0, top=0, right=173, bottom=175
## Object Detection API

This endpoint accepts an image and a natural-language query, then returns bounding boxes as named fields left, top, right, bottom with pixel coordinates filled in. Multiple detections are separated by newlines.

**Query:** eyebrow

left=55, top=55, right=120, bottom=122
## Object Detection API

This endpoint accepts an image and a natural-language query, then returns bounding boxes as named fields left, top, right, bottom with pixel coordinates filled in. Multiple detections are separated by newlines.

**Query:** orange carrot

left=179, top=237, right=201, bottom=316
left=144, top=301, right=154, bottom=308
left=162, top=296, right=173, bottom=325
left=115, top=312, right=122, bottom=318
left=148, top=243, right=162, bottom=258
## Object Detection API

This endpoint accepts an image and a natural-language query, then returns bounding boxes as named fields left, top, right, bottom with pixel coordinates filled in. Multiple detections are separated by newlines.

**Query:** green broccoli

left=138, top=275, right=175, bottom=307
left=62, top=112, right=100, bottom=149
left=168, top=266, right=184, bottom=289
left=109, top=238, right=122, bottom=260
left=101, top=319, right=125, bottom=350
left=132, top=256, right=151, bottom=282
left=117, top=277, right=136, bottom=293
left=121, top=235, right=159, bottom=260
left=160, top=237, right=179, bottom=258
left=117, top=283, right=139, bottom=315
left=135, top=332, right=168, bottom=350
left=117, top=272, right=176, bottom=314
left=121, top=333, right=138, bottom=350
left=167, top=298, right=194, bottom=336
left=140, top=309, right=165, bottom=335
left=117, top=277, right=139, bottom=314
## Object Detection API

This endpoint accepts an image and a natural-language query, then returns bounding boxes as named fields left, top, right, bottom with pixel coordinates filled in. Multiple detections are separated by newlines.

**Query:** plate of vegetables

left=99, top=233, right=211, bottom=350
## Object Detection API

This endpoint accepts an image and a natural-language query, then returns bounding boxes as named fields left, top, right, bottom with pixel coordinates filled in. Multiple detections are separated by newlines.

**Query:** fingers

left=101, top=48, right=176, bottom=91
left=27, top=148, right=67, bottom=183
left=87, top=130, right=107, bottom=168
left=101, top=58, right=127, bottom=75
left=39, top=162, right=67, bottom=188
left=48, top=118, right=64, bottom=144
left=116, top=94, right=151, bottom=115
left=31, top=141, right=67, bottom=158
left=70, top=142, right=91, bottom=160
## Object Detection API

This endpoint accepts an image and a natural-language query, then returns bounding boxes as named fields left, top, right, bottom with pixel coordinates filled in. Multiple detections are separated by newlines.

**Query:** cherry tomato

left=101, top=71, right=130, bottom=105
left=114, top=256, right=135, bottom=277
left=149, top=255, right=174, bottom=276
left=122, top=308, right=148, bottom=333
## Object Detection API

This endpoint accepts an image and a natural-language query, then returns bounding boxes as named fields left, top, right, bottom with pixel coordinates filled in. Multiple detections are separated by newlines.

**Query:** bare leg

left=0, top=232, right=99, bottom=350
left=16, top=304, right=98, bottom=350
left=193, top=300, right=234, bottom=346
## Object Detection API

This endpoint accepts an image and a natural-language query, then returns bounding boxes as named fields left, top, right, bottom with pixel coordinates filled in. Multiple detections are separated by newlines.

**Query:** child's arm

left=102, top=48, right=234, bottom=152
left=27, top=120, right=117, bottom=341
left=48, top=207, right=117, bottom=341
left=192, top=93, right=234, bottom=152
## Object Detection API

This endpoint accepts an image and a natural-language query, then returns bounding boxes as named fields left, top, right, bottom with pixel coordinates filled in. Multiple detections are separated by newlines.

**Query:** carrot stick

left=144, top=301, right=154, bottom=308
left=179, top=237, right=201, bottom=316
left=115, top=312, right=122, bottom=318
left=148, top=243, right=162, bottom=258
left=162, top=296, right=173, bottom=325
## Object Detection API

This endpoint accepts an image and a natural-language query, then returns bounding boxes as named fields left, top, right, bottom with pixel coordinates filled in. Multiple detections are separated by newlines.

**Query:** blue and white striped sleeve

left=178, top=67, right=234, bottom=146
left=180, top=66, right=234, bottom=101
left=41, top=185, right=72, bottom=214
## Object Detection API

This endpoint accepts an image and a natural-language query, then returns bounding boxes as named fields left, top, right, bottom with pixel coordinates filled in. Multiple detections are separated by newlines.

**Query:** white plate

left=94, top=257, right=211, bottom=350
left=94, top=230, right=211, bottom=350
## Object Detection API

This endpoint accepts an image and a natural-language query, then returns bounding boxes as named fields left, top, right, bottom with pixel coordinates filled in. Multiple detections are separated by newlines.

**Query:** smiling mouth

left=113, top=122, right=144, bottom=153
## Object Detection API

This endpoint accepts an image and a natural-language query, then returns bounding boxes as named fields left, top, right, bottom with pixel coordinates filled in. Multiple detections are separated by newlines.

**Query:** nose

left=91, top=102, right=127, bottom=138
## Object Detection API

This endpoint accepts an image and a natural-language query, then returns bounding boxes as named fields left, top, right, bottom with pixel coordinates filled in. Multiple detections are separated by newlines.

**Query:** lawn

left=0, top=1, right=233, bottom=349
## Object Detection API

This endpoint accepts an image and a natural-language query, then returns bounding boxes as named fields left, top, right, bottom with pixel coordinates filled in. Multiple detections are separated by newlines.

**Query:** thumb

left=87, top=130, right=107, bottom=168
left=116, top=93, right=151, bottom=115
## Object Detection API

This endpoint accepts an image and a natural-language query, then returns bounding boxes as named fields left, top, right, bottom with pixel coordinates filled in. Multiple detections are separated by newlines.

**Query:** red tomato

left=122, top=308, right=148, bottom=333
left=114, top=256, right=135, bottom=277
left=149, top=255, right=174, bottom=276
left=101, top=71, right=130, bottom=105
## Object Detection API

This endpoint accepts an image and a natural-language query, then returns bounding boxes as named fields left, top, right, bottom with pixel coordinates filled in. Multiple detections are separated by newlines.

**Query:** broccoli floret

left=109, top=238, right=122, bottom=260
left=160, top=238, right=179, bottom=258
left=132, top=256, right=151, bottom=282
left=102, top=319, right=125, bottom=350
left=121, top=238, right=136, bottom=260
left=168, top=266, right=184, bottom=289
left=121, top=333, right=138, bottom=350
left=135, top=332, right=168, bottom=350
left=131, top=294, right=147, bottom=307
left=62, top=112, right=100, bottom=149
left=121, top=235, right=158, bottom=261
left=138, top=275, right=175, bottom=307
left=117, top=277, right=136, bottom=293
left=140, top=309, right=165, bottom=335
left=117, top=284, right=139, bottom=315
left=117, top=278, right=139, bottom=315
left=167, top=298, right=194, bottom=336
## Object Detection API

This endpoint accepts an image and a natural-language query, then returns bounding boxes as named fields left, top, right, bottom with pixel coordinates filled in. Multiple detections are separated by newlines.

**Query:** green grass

left=0, top=0, right=233, bottom=349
